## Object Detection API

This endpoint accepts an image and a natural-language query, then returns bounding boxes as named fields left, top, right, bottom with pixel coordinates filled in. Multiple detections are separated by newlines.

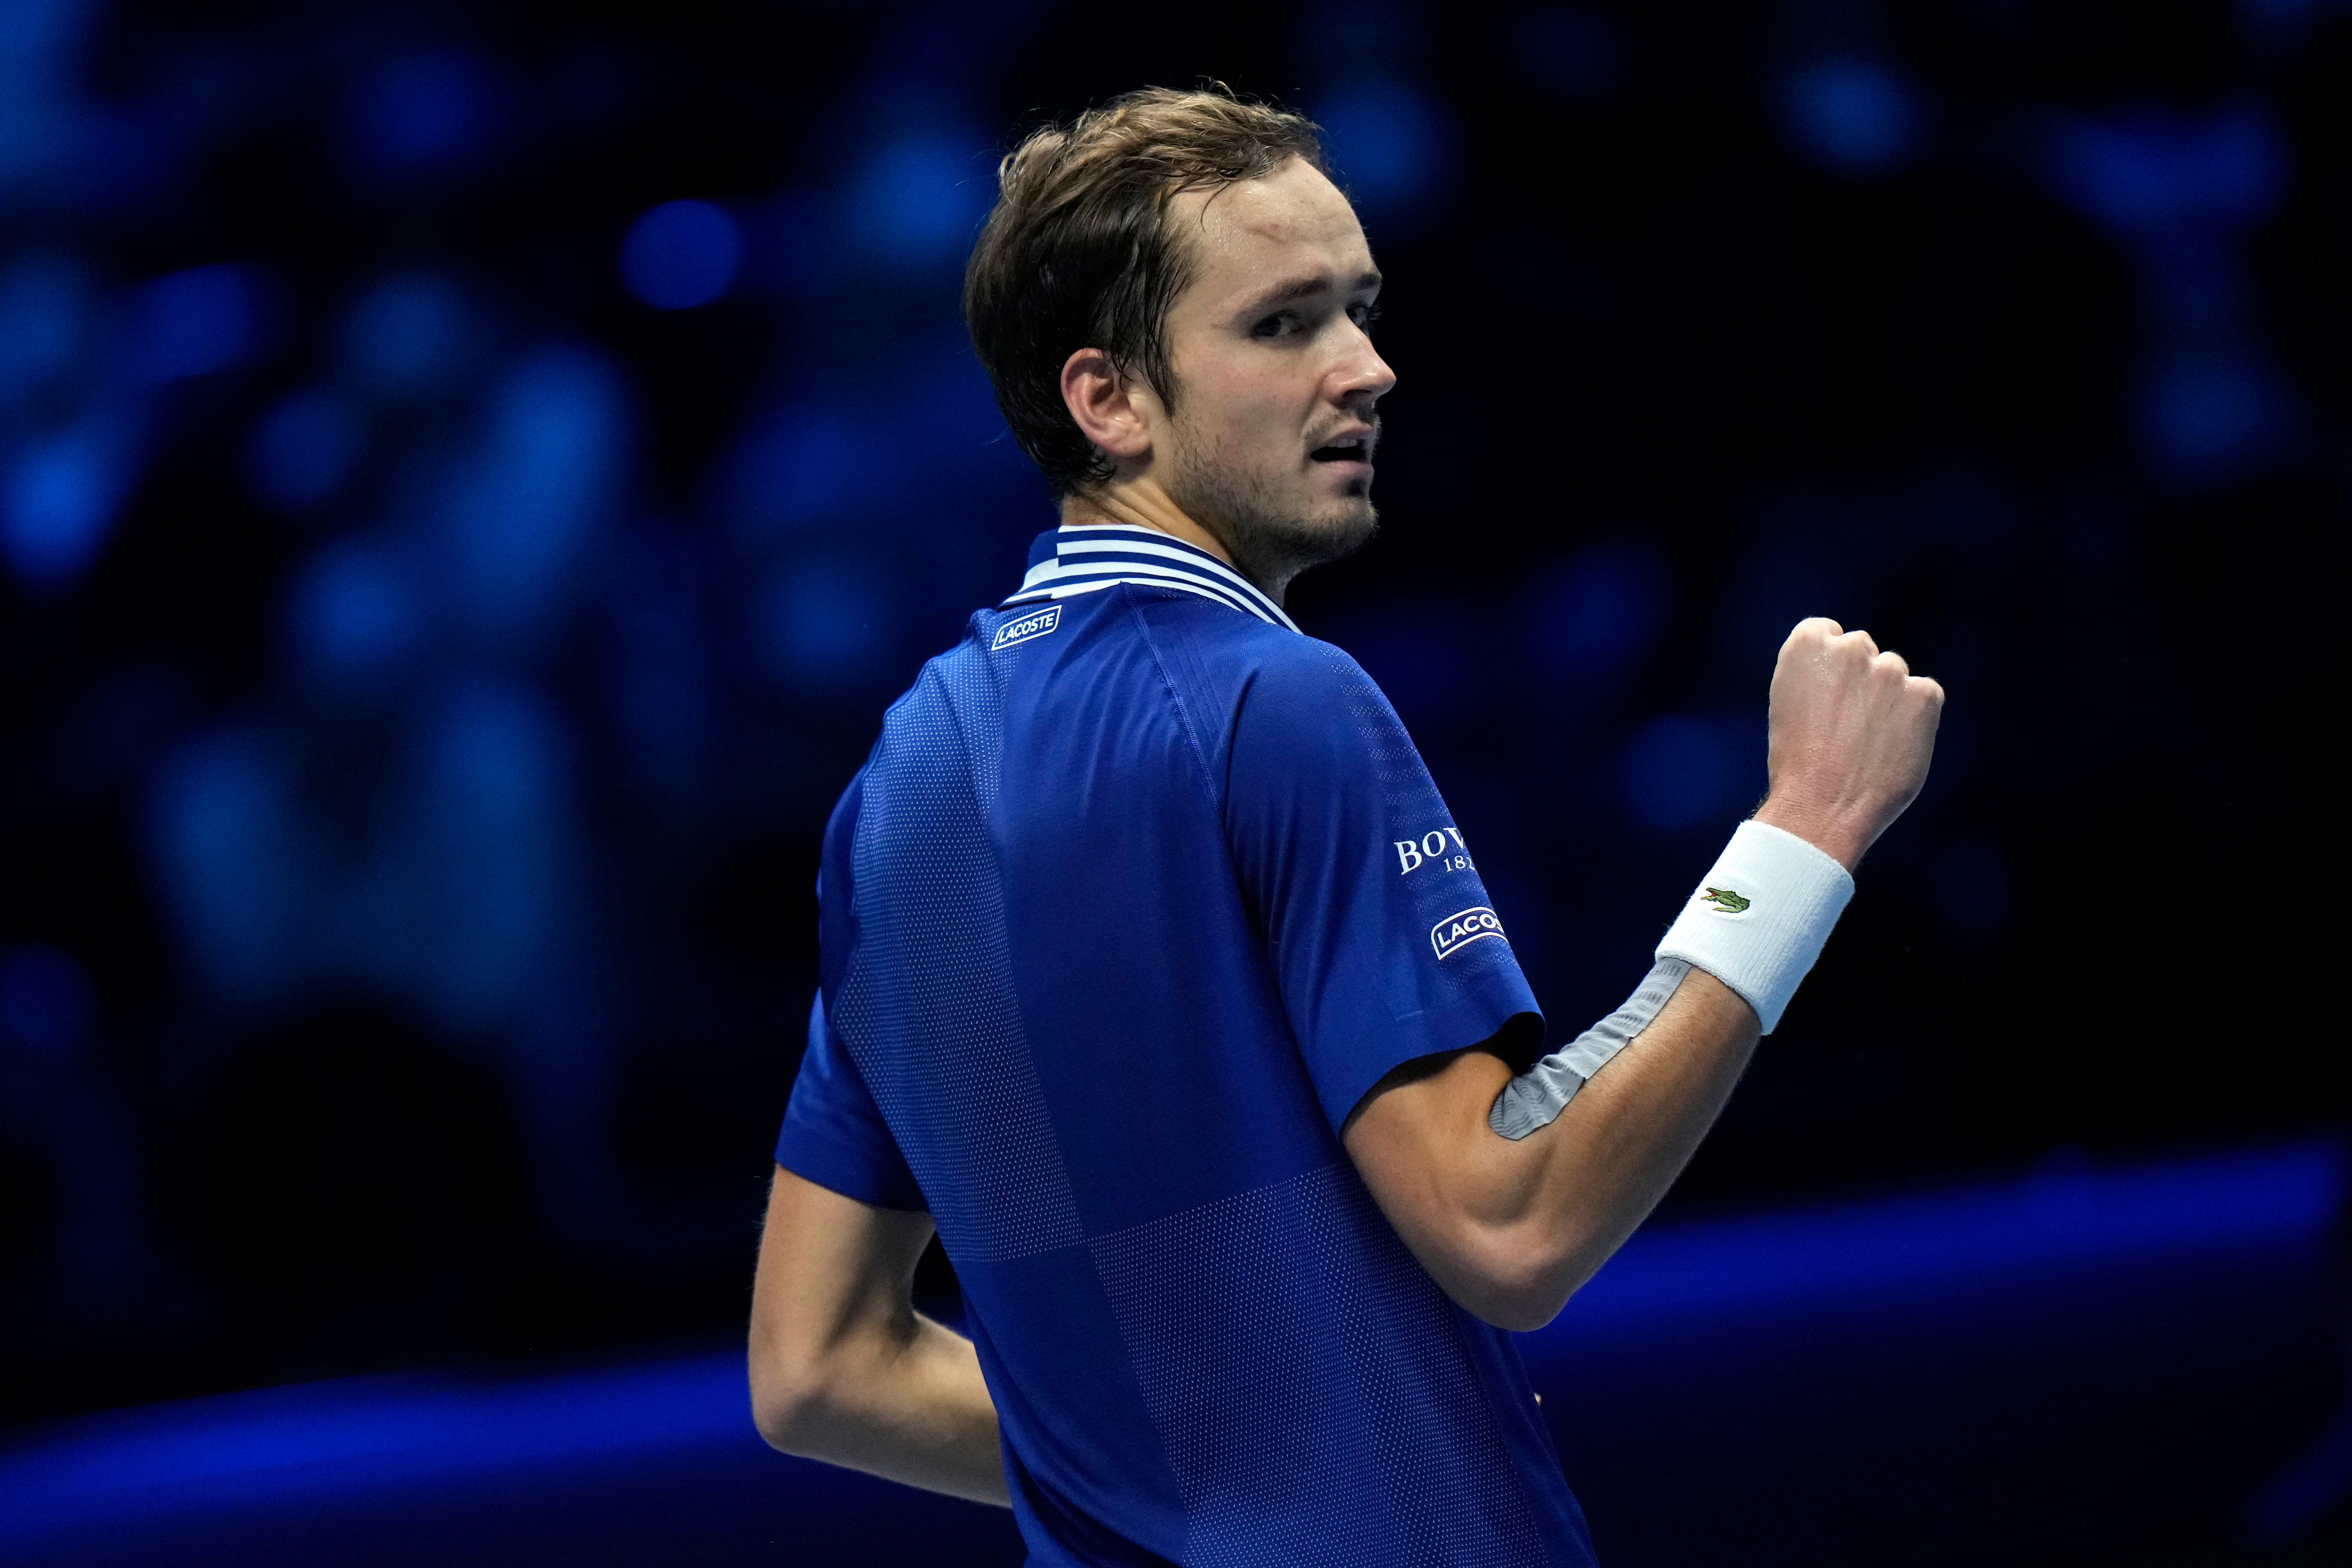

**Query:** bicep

left=750, top=1164, right=935, bottom=1400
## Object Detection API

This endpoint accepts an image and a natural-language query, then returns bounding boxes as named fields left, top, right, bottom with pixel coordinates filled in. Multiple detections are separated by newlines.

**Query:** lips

left=1309, top=427, right=1376, bottom=464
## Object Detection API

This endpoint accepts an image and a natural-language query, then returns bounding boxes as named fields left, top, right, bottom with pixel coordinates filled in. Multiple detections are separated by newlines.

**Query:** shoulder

left=1185, top=618, right=1401, bottom=754
left=1120, top=591, right=1377, bottom=712
left=868, top=618, right=996, bottom=741
left=1238, top=632, right=1390, bottom=721
left=1189, top=626, right=1416, bottom=797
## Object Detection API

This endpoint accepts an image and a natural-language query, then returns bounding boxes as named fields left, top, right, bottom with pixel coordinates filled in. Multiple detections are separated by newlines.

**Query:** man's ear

left=1060, top=347, right=1159, bottom=466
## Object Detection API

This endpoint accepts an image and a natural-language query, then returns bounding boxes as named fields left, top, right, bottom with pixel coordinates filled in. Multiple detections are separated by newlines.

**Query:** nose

left=1331, top=321, right=1396, bottom=407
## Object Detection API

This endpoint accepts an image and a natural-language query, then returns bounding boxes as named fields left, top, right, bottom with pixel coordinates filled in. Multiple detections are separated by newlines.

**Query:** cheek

left=1190, top=377, right=1301, bottom=465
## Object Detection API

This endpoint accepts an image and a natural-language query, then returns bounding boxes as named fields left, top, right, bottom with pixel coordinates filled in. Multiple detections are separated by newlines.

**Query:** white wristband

left=1655, top=820, right=1854, bottom=1034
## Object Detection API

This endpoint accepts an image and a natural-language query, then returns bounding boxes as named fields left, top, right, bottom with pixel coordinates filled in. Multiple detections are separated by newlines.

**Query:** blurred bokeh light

left=0, top=0, right=2346, bottom=1562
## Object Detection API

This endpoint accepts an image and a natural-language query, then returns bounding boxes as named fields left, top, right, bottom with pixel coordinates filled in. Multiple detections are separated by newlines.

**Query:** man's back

left=777, top=527, right=1593, bottom=1566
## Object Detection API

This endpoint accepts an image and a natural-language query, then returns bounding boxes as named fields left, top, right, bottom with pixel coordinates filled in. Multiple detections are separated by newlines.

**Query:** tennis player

left=748, top=87, right=1941, bottom=1565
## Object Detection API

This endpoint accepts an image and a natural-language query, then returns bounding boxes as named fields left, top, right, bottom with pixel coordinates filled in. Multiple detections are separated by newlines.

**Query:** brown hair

left=964, top=86, right=1331, bottom=497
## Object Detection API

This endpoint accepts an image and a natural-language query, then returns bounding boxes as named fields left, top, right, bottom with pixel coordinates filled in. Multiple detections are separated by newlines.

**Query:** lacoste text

left=1430, top=906, right=1506, bottom=961
left=992, top=605, right=1063, bottom=651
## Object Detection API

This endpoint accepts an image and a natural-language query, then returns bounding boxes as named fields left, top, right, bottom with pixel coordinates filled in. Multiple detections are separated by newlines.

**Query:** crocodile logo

left=1699, top=886, right=1751, bottom=915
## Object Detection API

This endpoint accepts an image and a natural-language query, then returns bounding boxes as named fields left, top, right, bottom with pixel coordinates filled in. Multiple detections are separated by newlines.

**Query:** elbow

left=1453, top=1270, right=1569, bottom=1334
left=1474, top=1296, right=1566, bottom=1335
left=751, top=1387, right=814, bottom=1456
left=1439, top=1224, right=1605, bottom=1333
left=748, top=1342, right=834, bottom=1456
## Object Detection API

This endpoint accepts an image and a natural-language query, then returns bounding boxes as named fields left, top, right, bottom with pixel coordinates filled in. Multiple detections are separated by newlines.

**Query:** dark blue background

left=0, top=0, right=2346, bottom=1561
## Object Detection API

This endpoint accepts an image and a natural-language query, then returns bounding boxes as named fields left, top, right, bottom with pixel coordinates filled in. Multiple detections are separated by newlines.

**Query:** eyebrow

left=1242, top=269, right=1383, bottom=312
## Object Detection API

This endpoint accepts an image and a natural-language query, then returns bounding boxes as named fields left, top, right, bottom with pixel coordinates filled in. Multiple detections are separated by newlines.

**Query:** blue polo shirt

left=776, top=524, right=1594, bottom=1567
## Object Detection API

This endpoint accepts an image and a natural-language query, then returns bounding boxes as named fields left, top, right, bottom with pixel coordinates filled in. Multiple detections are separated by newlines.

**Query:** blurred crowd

left=2, top=0, right=2343, bottom=1428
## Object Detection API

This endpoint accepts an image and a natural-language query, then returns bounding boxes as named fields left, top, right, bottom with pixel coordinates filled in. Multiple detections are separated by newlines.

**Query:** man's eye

left=1350, top=302, right=1384, bottom=331
left=1250, top=313, right=1296, bottom=340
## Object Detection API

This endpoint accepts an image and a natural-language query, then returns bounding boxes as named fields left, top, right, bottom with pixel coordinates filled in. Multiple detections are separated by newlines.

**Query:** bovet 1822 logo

left=1430, top=906, right=1507, bottom=961
left=990, top=604, right=1062, bottom=652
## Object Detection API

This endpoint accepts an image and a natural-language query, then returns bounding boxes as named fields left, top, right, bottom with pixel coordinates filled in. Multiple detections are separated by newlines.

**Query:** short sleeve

left=774, top=990, right=927, bottom=1211
left=1226, top=642, right=1543, bottom=1135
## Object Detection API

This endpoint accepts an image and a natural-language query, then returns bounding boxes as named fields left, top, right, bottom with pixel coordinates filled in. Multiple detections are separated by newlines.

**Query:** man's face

left=1152, top=158, right=1394, bottom=589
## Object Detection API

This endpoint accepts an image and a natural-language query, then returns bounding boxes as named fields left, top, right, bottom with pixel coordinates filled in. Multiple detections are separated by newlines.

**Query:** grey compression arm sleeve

left=1488, top=959, right=1692, bottom=1140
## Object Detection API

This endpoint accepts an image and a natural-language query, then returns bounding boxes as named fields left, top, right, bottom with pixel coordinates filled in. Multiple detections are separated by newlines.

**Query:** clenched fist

left=1751, top=617, right=1943, bottom=872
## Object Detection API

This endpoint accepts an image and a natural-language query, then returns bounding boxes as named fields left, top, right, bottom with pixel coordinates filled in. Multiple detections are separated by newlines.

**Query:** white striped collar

left=1001, top=525, right=1301, bottom=633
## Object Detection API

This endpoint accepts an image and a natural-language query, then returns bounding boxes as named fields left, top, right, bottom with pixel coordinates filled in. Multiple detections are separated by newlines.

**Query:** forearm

left=1508, top=968, right=1759, bottom=1299
left=751, top=1312, right=1009, bottom=1505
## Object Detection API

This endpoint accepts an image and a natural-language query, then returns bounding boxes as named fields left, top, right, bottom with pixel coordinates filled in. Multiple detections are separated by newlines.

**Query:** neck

left=1057, top=479, right=1285, bottom=605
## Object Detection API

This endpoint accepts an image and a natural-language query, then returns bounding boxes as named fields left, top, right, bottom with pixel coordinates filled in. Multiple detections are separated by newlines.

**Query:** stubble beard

left=1164, top=420, right=1380, bottom=599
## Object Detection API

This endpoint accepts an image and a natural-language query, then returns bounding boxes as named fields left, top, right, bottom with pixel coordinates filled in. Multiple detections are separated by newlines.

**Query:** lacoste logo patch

left=1430, top=906, right=1506, bottom=961
left=991, top=604, right=1062, bottom=652
left=1699, top=886, right=1752, bottom=914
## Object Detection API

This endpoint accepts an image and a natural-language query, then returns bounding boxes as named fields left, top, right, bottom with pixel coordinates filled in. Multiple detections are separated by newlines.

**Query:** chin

left=1321, top=486, right=1378, bottom=531
left=1296, top=500, right=1379, bottom=564
left=1169, top=459, right=1379, bottom=582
